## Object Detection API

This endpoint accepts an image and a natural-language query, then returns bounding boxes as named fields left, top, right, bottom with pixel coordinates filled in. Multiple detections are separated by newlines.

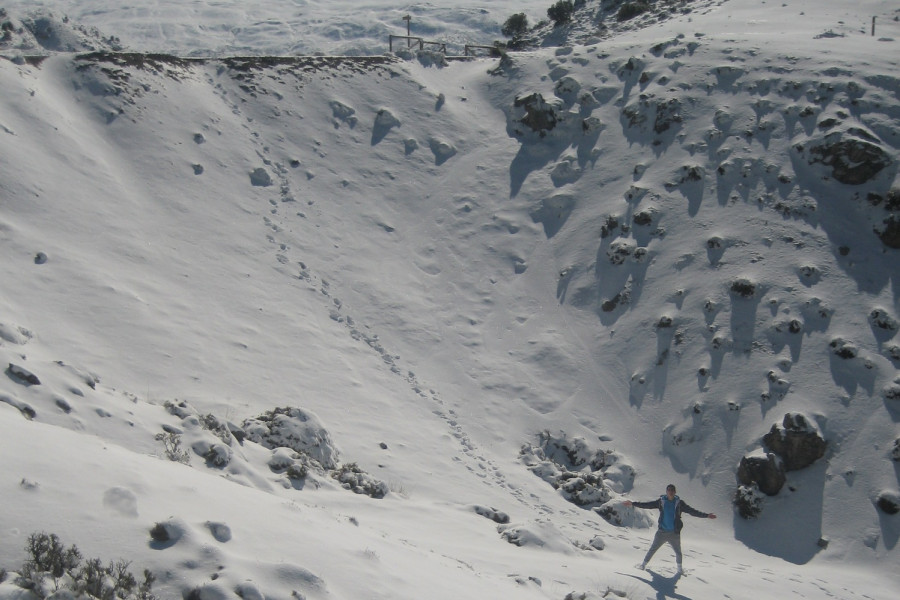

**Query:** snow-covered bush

left=242, top=407, right=339, bottom=469
left=734, top=484, right=766, bottom=519
left=332, top=463, right=388, bottom=499
left=9, top=532, right=157, bottom=599
left=267, top=447, right=311, bottom=480
left=163, top=399, right=194, bottom=419
left=193, top=440, right=232, bottom=468
left=521, top=431, right=634, bottom=513
left=199, top=413, right=235, bottom=445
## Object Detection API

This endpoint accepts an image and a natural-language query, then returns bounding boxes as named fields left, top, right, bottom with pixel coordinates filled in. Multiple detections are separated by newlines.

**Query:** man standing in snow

left=623, top=484, right=716, bottom=574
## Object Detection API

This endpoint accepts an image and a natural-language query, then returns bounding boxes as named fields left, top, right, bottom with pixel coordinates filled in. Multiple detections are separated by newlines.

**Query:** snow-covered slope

left=1, top=1, right=899, bottom=599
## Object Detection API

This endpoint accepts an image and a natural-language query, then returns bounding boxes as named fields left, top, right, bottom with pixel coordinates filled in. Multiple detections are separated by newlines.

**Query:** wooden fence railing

left=388, top=35, right=499, bottom=58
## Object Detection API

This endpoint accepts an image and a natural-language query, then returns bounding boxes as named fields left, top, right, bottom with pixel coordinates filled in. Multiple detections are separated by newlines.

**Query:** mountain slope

left=1, top=1, right=899, bottom=599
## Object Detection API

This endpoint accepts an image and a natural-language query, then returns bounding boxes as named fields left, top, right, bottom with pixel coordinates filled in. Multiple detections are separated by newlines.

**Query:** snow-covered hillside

left=1, top=1, right=899, bottom=599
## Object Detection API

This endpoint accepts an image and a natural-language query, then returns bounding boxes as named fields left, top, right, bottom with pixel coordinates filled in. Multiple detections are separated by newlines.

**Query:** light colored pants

left=643, top=529, right=683, bottom=566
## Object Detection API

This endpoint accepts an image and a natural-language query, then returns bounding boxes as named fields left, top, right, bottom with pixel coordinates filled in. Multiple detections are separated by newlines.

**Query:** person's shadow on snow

left=619, top=568, right=691, bottom=600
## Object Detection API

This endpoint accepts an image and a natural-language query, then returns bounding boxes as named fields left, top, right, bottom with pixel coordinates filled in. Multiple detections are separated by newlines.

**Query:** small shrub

left=333, top=463, right=389, bottom=498
left=200, top=413, right=234, bottom=445
left=730, top=278, right=757, bottom=299
left=734, top=484, right=765, bottom=519
left=547, top=0, right=575, bottom=25
left=12, top=533, right=158, bottom=600
left=618, top=2, right=652, bottom=22
left=501, top=13, right=529, bottom=38
left=155, top=432, right=191, bottom=464
left=26, top=532, right=81, bottom=578
left=287, top=462, right=309, bottom=480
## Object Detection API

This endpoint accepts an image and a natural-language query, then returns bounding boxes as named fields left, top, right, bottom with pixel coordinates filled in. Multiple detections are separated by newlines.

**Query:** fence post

left=872, top=16, right=876, bottom=36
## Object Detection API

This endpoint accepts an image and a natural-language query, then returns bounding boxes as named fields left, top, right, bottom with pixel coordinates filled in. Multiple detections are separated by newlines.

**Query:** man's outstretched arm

left=680, top=500, right=717, bottom=519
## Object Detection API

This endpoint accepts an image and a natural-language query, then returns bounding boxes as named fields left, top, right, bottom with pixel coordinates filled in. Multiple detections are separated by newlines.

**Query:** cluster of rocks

left=735, top=413, right=827, bottom=518
left=160, top=402, right=388, bottom=499
left=520, top=431, right=634, bottom=514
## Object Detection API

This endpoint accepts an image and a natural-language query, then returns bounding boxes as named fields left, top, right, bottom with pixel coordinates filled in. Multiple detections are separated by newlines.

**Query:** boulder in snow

left=876, top=490, right=900, bottom=515
left=510, top=92, right=562, bottom=138
left=7, top=363, right=40, bottom=386
left=793, top=128, right=893, bottom=185
left=428, top=137, right=457, bottom=165
left=762, top=413, right=827, bottom=471
left=249, top=167, right=273, bottom=187
left=869, top=307, right=899, bottom=335
left=737, top=452, right=786, bottom=496
left=473, top=505, right=510, bottom=524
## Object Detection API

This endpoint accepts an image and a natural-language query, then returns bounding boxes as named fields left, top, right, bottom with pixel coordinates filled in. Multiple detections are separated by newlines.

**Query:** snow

left=0, top=0, right=558, bottom=56
left=0, top=1, right=899, bottom=599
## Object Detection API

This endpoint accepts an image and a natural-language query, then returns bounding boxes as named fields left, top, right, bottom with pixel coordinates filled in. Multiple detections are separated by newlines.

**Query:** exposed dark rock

left=730, top=278, right=757, bottom=299
left=473, top=505, right=510, bottom=524
left=7, top=363, right=40, bottom=385
left=795, top=130, right=893, bottom=185
left=763, top=413, right=827, bottom=471
left=885, top=379, right=900, bottom=403
left=737, top=453, right=785, bottom=496
left=876, top=490, right=900, bottom=515
left=876, top=215, right=900, bottom=249
left=249, top=167, right=272, bottom=187
left=622, top=95, right=682, bottom=135
left=869, top=308, right=899, bottom=332
left=601, top=290, right=628, bottom=312
left=600, top=216, right=620, bottom=238
left=633, top=209, right=654, bottom=226
left=512, top=92, right=560, bottom=137
left=866, top=188, right=900, bottom=210
left=829, top=337, right=858, bottom=359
